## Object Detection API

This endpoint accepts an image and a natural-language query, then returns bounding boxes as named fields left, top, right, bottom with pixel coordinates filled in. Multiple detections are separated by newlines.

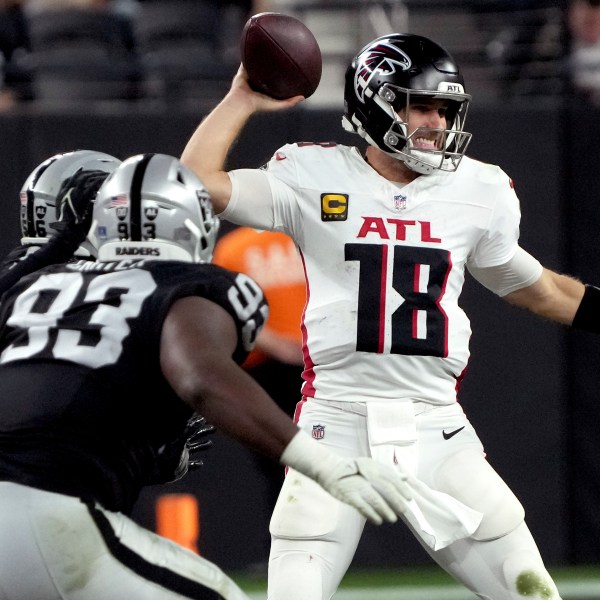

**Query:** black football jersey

left=0, top=241, right=79, bottom=299
left=0, top=244, right=30, bottom=270
left=0, top=258, right=268, bottom=513
left=0, top=245, right=36, bottom=295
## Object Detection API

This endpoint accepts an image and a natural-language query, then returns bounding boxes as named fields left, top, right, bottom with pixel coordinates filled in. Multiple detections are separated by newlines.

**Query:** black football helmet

left=342, top=33, right=472, bottom=174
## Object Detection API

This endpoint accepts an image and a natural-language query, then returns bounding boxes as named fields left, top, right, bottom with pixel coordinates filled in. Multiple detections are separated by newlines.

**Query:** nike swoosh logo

left=442, top=426, right=465, bottom=440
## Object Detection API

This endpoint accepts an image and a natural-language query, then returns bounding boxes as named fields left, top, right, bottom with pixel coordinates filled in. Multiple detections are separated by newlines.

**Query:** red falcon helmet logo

left=354, top=42, right=411, bottom=103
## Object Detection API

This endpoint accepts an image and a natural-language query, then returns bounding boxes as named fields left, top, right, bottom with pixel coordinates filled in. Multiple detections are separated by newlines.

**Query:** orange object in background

left=213, top=228, right=306, bottom=369
left=156, top=494, right=200, bottom=554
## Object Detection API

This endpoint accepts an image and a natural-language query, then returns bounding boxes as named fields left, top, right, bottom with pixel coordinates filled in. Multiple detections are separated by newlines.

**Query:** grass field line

left=246, top=578, right=600, bottom=599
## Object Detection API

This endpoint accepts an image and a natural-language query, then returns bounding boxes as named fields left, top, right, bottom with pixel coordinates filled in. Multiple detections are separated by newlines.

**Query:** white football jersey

left=228, top=143, right=521, bottom=404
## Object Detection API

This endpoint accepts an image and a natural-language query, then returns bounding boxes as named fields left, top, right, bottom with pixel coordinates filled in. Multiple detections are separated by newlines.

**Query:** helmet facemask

left=369, top=84, right=471, bottom=175
left=186, top=190, right=220, bottom=264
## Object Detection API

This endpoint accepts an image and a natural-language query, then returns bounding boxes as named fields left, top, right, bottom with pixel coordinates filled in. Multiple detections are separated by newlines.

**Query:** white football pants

left=0, top=482, right=249, bottom=600
left=268, top=398, right=561, bottom=600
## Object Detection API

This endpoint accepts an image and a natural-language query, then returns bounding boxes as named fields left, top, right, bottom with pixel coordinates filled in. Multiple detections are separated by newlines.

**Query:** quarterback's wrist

left=572, top=284, right=600, bottom=333
left=280, top=429, right=352, bottom=484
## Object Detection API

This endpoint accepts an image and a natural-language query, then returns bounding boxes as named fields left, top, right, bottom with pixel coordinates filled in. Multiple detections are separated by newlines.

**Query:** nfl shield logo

left=393, top=194, right=407, bottom=211
left=312, top=424, right=325, bottom=440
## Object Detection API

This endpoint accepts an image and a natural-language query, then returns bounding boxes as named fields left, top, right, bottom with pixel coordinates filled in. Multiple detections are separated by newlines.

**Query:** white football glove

left=280, top=430, right=412, bottom=525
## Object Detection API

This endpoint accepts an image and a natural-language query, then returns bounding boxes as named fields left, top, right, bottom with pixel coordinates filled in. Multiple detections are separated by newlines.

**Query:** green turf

left=231, top=564, right=600, bottom=593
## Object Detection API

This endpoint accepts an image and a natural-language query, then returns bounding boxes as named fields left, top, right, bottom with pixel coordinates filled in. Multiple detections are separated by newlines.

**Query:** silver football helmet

left=19, top=150, right=121, bottom=254
left=91, top=153, right=220, bottom=263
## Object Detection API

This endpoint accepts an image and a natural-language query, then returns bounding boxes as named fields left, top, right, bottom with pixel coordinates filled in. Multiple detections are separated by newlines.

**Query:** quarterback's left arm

left=469, top=246, right=589, bottom=327
left=504, top=268, right=585, bottom=325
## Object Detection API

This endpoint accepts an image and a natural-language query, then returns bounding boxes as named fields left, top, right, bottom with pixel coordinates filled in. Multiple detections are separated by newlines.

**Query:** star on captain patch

left=393, top=194, right=407, bottom=211
left=312, top=424, right=325, bottom=440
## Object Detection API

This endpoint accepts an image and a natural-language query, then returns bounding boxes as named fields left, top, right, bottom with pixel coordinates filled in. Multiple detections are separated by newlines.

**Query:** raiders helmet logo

left=144, top=207, right=158, bottom=221
left=354, top=42, right=411, bottom=103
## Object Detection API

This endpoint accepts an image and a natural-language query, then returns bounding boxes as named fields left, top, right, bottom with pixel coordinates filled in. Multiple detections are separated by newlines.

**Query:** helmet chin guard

left=343, top=33, right=472, bottom=174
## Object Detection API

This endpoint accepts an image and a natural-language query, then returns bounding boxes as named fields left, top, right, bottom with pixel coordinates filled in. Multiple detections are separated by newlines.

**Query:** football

left=240, top=12, right=322, bottom=100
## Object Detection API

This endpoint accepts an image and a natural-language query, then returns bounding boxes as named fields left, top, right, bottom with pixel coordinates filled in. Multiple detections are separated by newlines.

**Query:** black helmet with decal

left=342, top=33, right=472, bottom=174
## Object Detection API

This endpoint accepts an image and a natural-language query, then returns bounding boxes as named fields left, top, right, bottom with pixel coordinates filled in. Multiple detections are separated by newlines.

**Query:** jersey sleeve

left=225, top=144, right=305, bottom=239
left=262, top=144, right=309, bottom=241
left=226, top=143, right=342, bottom=243
left=205, top=267, right=270, bottom=363
left=467, top=246, right=543, bottom=296
left=223, top=169, right=276, bottom=229
left=146, top=263, right=270, bottom=365
left=468, top=169, right=522, bottom=269
left=224, top=142, right=301, bottom=236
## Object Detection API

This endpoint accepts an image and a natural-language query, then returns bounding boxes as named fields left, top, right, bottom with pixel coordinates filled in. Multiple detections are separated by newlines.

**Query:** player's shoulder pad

left=266, top=142, right=351, bottom=174
left=269, top=141, right=346, bottom=162
left=141, top=261, right=261, bottom=310
left=264, top=142, right=356, bottom=188
left=459, top=156, right=514, bottom=188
